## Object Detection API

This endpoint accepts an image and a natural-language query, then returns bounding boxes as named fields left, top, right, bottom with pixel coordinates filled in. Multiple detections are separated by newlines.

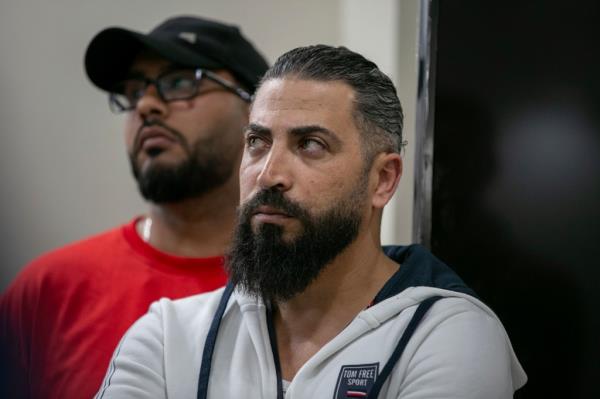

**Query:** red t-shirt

left=0, top=218, right=228, bottom=399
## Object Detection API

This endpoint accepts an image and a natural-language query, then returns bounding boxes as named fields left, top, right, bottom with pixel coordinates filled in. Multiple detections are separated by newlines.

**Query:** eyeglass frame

left=108, top=68, right=252, bottom=113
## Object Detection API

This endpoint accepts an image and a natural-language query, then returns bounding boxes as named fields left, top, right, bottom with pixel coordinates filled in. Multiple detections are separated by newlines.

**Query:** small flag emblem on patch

left=333, top=363, right=379, bottom=399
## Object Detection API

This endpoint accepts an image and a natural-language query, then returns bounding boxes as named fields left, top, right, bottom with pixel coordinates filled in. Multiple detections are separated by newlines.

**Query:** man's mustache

left=240, top=189, right=307, bottom=220
left=132, top=119, right=189, bottom=156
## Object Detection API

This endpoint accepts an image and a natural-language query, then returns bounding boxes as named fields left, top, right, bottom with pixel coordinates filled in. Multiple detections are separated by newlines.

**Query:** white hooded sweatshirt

left=96, top=245, right=527, bottom=398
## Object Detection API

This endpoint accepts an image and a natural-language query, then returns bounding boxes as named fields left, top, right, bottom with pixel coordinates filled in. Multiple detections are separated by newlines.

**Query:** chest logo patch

left=333, top=362, right=379, bottom=398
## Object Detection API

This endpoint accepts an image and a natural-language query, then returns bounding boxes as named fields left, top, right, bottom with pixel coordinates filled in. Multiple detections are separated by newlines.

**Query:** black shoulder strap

left=367, top=296, right=443, bottom=398
left=197, top=282, right=235, bottom=399
left=266, top=304, right=285, bottom=399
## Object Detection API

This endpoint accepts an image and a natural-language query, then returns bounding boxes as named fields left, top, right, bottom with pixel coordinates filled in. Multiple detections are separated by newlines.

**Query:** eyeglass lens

left=110, top=70, right=200, bottom=111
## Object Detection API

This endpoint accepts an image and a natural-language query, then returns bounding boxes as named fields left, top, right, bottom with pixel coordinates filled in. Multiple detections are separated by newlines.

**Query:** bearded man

left=0, top=16, right=268, bottom=399
left=95, top=45, right=527, bottom=399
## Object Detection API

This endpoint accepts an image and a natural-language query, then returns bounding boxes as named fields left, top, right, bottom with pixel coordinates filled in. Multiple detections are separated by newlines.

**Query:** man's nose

left=255, top=144, right=293, bottom=192
left=135, top=84, right=169, bottom=119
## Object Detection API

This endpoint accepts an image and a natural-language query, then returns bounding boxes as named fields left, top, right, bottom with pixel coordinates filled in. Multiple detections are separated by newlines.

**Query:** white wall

left=340, top=0, right=420, bottom=246
left=0, top=0, right=420, bottom=290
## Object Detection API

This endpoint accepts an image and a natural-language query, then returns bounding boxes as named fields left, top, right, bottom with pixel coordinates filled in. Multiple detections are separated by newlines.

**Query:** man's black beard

left=129, top=120, right=235, bottom=203
left=227, top=186, right=365, bottom=304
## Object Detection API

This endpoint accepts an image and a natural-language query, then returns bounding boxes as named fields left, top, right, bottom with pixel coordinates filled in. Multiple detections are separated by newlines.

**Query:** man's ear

left=370, top=152, right=403, bottom=209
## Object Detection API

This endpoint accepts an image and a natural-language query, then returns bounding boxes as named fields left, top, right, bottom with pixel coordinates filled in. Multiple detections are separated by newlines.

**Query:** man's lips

left=252, top=205, right=292, bottom=223
left=136, top=127, right=178, bottom=153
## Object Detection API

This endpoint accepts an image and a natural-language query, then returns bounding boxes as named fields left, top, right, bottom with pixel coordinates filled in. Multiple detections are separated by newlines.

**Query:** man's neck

left=139, top=179, right=239, bottom=258
left=273, top=232, right=399, bottom=380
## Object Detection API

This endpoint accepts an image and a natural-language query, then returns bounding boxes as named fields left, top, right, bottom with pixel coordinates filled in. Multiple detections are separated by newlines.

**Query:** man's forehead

left=250, top=78, right=356, bottom=126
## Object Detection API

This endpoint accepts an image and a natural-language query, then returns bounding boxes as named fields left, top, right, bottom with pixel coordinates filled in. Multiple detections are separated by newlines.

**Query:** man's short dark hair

left=260, top=45, right=404, bottom=163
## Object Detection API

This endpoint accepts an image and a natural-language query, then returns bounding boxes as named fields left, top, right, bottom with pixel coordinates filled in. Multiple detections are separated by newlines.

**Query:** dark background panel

left=431, top=1, right=600, bottom=397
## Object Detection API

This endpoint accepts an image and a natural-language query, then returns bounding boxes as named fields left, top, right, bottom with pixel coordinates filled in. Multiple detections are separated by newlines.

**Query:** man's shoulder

left=362, top=288, right=527, bottom=395
left=27, top=223, right=127, bottom=270
left=150, top=286, right=228, bottom=322
left=366, top=286, right=497, bottom=333
left=4, top=223, right=130, bottom=295
left=116, top=287, right=228, bottom=359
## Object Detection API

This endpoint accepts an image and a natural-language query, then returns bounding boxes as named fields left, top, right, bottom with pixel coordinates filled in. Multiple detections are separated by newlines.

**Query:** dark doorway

left=430, top=1, right=600, bottom=397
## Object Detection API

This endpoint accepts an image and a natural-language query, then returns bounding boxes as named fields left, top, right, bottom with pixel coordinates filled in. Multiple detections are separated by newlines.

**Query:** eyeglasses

left=108, top=68, right=252, bottom=113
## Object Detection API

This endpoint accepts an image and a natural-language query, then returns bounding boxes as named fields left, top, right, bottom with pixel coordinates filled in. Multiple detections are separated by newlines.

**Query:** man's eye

left=299, top=138, right=326, bottom=153
left=170, top=77, right=193, bottom=89
left=128, top=88, right=145, bottom=101
left=246, top=135, right=269, bottom=151
left=163, top=77, right=195, bottom=93
left=121, top=81, right=146, bottom=101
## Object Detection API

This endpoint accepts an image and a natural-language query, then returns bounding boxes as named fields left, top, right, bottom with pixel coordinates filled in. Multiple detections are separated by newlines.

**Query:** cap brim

left=84, top=27, right=222, bottom=92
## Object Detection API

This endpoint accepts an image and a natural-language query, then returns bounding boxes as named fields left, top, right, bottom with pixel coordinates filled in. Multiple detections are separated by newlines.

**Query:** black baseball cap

left=84, top=15, right=269, bottom=94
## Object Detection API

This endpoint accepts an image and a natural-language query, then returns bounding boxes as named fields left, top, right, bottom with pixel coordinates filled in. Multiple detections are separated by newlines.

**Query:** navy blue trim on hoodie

left=374, top=244, right=477, bottom=304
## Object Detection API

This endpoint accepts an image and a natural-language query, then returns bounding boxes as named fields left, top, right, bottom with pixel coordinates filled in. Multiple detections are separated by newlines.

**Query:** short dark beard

left=226, top=185, right=366, bottom=304
left=129, top=120, right=235, bottom=203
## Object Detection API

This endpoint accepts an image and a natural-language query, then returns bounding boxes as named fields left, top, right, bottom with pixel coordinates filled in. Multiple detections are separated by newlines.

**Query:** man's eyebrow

left=245, top=123, right=271, bottom=136
left=289, top=125, right=342, bottom=146
left=244, top=123, right=342, bottom=146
